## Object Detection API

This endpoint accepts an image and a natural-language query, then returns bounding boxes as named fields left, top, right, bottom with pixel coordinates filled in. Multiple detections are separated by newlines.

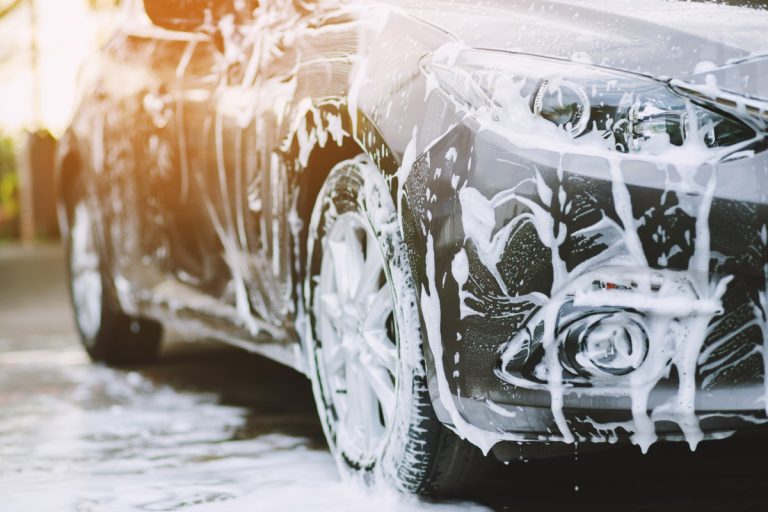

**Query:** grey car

left=56, top=0, right=768, bottom=496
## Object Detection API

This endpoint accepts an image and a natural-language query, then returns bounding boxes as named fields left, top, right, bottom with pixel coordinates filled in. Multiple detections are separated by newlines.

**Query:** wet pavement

left=1, top=245, right=767, bottom=511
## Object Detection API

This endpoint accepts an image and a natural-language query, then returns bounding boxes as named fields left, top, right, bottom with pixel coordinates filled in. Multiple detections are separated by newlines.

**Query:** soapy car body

left=57, top=0, right=768, bottom=462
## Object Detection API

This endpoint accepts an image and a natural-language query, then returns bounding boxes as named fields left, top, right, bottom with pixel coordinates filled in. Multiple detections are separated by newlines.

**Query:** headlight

left=424, top=47, right=758, bottom=155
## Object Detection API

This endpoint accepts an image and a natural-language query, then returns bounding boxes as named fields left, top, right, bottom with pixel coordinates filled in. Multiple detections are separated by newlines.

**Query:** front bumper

left=403, top=100, right=768, bottom=455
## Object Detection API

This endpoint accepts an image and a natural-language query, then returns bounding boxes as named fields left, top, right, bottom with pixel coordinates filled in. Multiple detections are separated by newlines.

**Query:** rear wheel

left=66, top=180, right=162, bottom=366
left=305, top=155, right=494, bottom=496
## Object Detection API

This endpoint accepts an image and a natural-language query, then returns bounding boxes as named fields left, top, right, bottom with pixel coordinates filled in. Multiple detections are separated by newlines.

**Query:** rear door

left=91, top=28, right=195, bottom=299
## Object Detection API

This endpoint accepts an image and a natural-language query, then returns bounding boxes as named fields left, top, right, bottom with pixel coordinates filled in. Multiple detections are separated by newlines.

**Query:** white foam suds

left=0, top=356, right=488, bottom=512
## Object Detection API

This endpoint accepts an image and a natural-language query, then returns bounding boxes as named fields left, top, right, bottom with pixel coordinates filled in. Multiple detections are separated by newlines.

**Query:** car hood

left=390, top=0, right=768, bottom=99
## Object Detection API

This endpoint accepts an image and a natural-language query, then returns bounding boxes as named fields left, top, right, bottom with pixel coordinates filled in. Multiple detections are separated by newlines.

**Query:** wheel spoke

left=364, top=285, right=394, bottom=331
left=345, top=227, right=366, bottom=285
left=354, top=234, right=384, bottom=300
left=323, top=342, right=345, bottom=375
left=358, top=358, right=396, bottom=424
left=327, top=237, right=353, bottom=299
left=354, top=360, right=381, bottom=446
left=328, top=225, right=365, bottom=299
left=363, top=328, right=396, bottom=374
left=344, top=362, right=367, bottom=439
left=319, top=292, right=343, bottom=320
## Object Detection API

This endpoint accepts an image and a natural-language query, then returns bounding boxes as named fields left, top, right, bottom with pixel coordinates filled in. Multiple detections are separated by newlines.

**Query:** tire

left=65, top=179, right=162, bottom=366
left=305, top=155, right=494, bottom=496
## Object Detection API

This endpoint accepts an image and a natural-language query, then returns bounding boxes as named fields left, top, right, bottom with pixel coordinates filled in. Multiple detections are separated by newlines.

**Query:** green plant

left=0, top=132, right=19, bottom=239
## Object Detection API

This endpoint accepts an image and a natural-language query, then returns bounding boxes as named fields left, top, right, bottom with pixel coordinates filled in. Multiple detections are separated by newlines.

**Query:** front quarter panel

left=402, top=60, right=768, bottom=455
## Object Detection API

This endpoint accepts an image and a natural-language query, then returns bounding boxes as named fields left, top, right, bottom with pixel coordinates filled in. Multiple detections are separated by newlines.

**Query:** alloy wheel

left=314, top=211, right=398, bottom=465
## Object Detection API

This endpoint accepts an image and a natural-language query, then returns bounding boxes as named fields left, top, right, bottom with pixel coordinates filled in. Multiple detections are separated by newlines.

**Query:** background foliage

left=0, top=133, right=19, bottom=239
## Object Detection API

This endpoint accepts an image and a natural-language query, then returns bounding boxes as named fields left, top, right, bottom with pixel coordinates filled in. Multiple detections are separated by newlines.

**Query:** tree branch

left=0, top=0, right=25, bottom=20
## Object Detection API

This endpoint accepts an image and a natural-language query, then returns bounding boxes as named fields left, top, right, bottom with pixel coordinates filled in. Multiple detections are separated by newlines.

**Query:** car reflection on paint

left=56, top=0, right=768, bottom=497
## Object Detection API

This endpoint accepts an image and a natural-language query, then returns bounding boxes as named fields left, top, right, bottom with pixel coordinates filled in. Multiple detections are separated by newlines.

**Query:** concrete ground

left=1, top=244, right=767, bottom=511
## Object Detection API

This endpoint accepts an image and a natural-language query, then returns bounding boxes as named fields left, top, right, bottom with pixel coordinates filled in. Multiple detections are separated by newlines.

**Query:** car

left=56, top=0, right=768, bottom=497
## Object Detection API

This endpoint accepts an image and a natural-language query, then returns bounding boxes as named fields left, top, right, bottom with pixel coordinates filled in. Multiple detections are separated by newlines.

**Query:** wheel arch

left=283, top=101, right=402, bottom=293
left=286, top=104, right=401, bottom=220
left=280, top=100, right=422, bottom=366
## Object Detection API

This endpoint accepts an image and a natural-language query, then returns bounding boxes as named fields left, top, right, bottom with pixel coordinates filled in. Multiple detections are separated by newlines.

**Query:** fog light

left=580, top=319, right=647, bottom=376
left=559, top=308, right=649, bottom=379
left=497, top=269, right=700, bottom=388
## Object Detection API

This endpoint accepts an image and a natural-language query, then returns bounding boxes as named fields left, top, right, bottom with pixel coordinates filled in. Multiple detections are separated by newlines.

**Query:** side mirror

left=143, top=0, right=229, bottom=32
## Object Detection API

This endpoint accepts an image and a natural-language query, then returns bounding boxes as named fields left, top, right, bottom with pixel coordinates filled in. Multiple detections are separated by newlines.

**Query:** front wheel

left=305, top=155, right=493, bottom=496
